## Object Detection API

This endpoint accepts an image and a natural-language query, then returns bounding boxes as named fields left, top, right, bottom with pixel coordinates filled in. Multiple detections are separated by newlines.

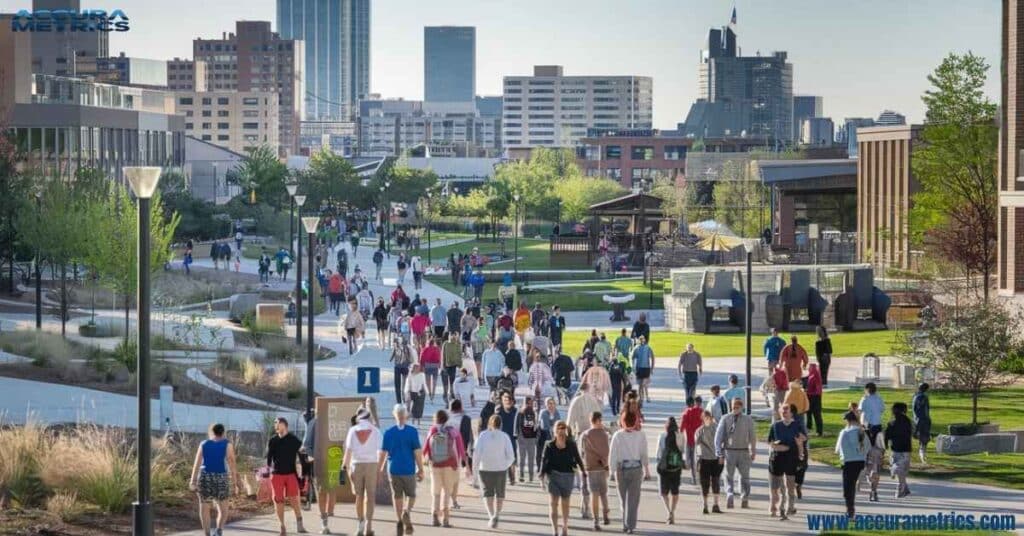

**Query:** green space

left=241, top=240, right=285, bottom=259
left=560, top=329, right=901, bottom=358
left=410, top=237, right=557, bottom=270
left=755, top=387, right=1024, bottom=490
left=427, top=276, right=666, bottom=312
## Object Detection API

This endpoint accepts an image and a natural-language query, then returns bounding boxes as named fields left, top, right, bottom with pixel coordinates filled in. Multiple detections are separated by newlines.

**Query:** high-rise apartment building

left=683, top=25, right=793, bottom=144
left=174, top=92, right=280, bottom=155
left=193, top=21, right=304, bottom=155
left=999, top=0, right=1024, bottom=298
left=276, top=0, right=371, bottom=120
left=167, top=58, right=207, bottom=91
left=24, top=0, right=108, bottom=77
left=501, top=65, right=653, bottom=150
left=94, top=53, right=167, bottom=88
left=793, top=95, right=823, bottom=142
left=357, top=108, right=501, bottom=157
left=424, top=26, right=476, bottom=111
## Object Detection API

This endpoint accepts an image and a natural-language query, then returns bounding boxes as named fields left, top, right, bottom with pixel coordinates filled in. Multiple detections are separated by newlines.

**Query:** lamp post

left=301, top=216, right=319, bottom=420
left=426, top=191, right=433, bottom=265
left=125, top=166, right=162, bottom=536
left=286, top=182, right=298, bottom=257
left=513, top=193, right=520, bottom=277
left=378, top=185, right=386, bottom=251
left=384, top=180, right=392, bottom=252
left=35, top=191, right=42, bottom=330
left=294, top=194, right=307, bottom=346
left=212, top=162, right=219, bottom=200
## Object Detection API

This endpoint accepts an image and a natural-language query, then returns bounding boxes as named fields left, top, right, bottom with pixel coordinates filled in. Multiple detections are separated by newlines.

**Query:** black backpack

left=505, top=350, right=522, bottom=372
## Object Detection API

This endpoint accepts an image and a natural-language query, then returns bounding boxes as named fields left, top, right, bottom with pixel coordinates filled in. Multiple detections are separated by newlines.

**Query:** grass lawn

left=241, top=241, right=284, bottom=259
left=560, top=329, right=902, bottom=358
left=409, top=237, right=563, bottom=270
left=755, top=387, right=1024, bottom=491
left=427, top=276, right=666, bottom=312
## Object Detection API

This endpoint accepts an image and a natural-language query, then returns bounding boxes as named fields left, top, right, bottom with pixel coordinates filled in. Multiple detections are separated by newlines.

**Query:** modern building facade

left=184, top=136, right=244, bottom=204
left=276, top=0, right=370, bottom=120
left=167, top=58, right=207, bottom=91
left=94, top=53, right=168, bottom=88
left=502, top=65, right=653, bottom=150
left=856, top=125, right=923, bottom=270
left=424, top=26, right=476, bottom=110
left=576, top=129, right=690, bottom=188
left=793, top=95, right=823, bottom=142
left=683, top=25, right=793, bottom=144
left=357, top=113, right=501, bottom=157
left=193, top=21, right=304, bottom=155
left=22, top=0, right=109, bottom=77
left=999, top=0, right=1024, bottom=298
left=299, top=120, right=357, bottom=156
left=173, top=92, right=280, bottom=155
left=475, top=95, right=503, bottom=118
left=800, top=117, right=834, bottom=146
left=838, top=117, right=875, bottom=158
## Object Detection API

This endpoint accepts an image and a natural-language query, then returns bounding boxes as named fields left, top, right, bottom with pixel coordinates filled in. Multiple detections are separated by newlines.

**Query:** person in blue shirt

left=763, top=328, right=786, bottom=373
left=722, top=374, right=746, bottom=407
left=631, top=336, right=655, bottom=404
left=835, top=411, right=868, bottom=519
left=379, top=404, right=424, bottom=535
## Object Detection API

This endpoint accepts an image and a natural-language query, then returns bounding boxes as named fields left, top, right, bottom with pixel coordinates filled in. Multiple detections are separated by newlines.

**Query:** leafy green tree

left=651, top=177, right=690, bottom=240
left=712, top=161, right=770, bottom=238
left=910, top=52, right=998, bottom=300
left=234, top=145, right=289, bottom=209
left=301, top=149, right=364, bottom=212
left=553, top=176, right=626, bottom=222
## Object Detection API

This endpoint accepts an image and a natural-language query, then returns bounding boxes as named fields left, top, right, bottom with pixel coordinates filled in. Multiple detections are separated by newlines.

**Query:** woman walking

left=609, top=411, right=649, bottom=534
left=188, top=423, right=238, bottom=536
left=515, top=395, right=540, bottom=483
left=374, top=298, right=391, bottom=350
left=806, top=364, right=824, bottom=436
left=767, top=404, right=805, bottom=520
left=695, top=410, right=723, bottom=514
left=538, top=397, right=561, bottom=473
left=836, top=411, right=869, bottom=519
left=423, top=410, right=467, bottom=528
left=474, top=415, right=516, bottom=528
left=814, top=326, right=832, bottom=386
left=655, top=417, right=686, bottom=524
left=911, top=383, right=931, bottom=463
left=419, top=337, right=442, bottom=403
left=540, top=420, right=587, bottom=536
left=403, top=363, right=427, bottom=427
left=342, top=300, right=365, bottom=355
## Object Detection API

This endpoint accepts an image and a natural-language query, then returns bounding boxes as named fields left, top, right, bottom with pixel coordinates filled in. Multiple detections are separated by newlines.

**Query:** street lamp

left=35, top=191, right=42, bottom=330
left=286, top=182, right=298, bottom=257
left=125, top=165, right=162, bottom=536
left=294, top=194, right=307, bottom=346
left=378, top=185, right=386, bottom=251
left=384, top=180, right=392, bottom=252
left=426, top=190, right=433, bottom=265
left=301, top=215, right=320, bottom=420
left=513, top=193, right=521, bottom=277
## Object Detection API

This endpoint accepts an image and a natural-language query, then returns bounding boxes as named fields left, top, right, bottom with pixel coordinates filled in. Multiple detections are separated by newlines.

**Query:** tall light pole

left=302, top=216, right=320, bottom=420
left=384, top=180, right=392, bottom=252
left=286, top=182, right=298, bottom=257
left=513, top=193, right=521, bottom=277
left=125, top=166, right=162, bottom=536
left=426, top=190, right=433, bottom=265
left=294, top=194, right=307, bottom=346
left=35, top=191, right=42, bottom=330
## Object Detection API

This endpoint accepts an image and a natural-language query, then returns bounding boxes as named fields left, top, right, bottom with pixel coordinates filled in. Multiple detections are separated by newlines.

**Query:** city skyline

left=6, top=0, right=1000, bottom=128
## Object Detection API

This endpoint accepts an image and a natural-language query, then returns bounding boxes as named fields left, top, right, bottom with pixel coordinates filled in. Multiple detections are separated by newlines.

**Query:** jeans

left=685, top=444, right=697, bottom=483
left=842, top=461, right=865, bottom=515
left=442, top=366, right=458, bottom=398
left=374, top=263, right=382, bottom=280
left=818, top=353, right=831, bottom=385
left=609, top=386, right=622, bottom=415
left=517, top=438, right=536, bottom=479
left=393, top=366, right=409, bottom=404
left=808, top=395, right=823, bottom=435
left=615, top=466, right=643, bottom=530
left=723, top=450, right=751, bottom=500
left=683, top=371, right=699, bottom=400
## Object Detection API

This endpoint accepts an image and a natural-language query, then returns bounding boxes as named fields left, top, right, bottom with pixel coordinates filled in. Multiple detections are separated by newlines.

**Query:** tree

left=0, top=128, right=29, bottom=293
left=234, top=145, right=289, bottom=209
left=371, top=164, right=438, bottom=206
left=552, top=176, right=626, bottom=222
left=301, top=149, right=364, bottom=212
left=911, top=52, right=998, bottom=300
left=86, top=185, right=179, bottom=338
left=651, top=177, right=690, bottom=240
left=901, top=302, right=1024, bottom=424
left=711, top=160, right=769, bottom=237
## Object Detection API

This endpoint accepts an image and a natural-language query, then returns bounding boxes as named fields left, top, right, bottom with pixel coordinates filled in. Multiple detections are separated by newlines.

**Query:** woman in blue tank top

left=189, top=423, right=238, bottom=536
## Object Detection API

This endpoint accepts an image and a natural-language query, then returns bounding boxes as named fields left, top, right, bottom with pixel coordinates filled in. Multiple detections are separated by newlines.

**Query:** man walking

left=676, top=343, right=702, bottom=401
left=780, top=335, right=808, bottom=383
left=266, top=417, right=306, bottom=535
left=441, top=333, right=463, bottom=403
left=566, top=383, right=603, bottom=437
left=722, top=374, right=745, bottom=406
left=714, top=398, right=756, bottom=509
left=446, top=301, right=463, bottom=340
left=549, top=306, right=566, bottom=350
left=911, top=383, right=931, bottom=463
left=379, top=404, right=424, bottom=536
left=579, top=411, right=612, bottom=529
left=764, top=328, right=786, bottom=373
left=373, top=247, right=384, bottom=281
left=343, top=408, right=383, bottom=536
left=429, top=298, right=447, bottom=339
left=631, top=335, right=655, bottom=404
left=858, top=382, right=885, bottom=446
left=482, top=341, right=505, bottom=392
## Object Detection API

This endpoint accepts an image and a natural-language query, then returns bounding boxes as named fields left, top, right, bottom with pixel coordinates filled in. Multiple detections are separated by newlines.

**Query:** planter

left=947, top=422, right=998, bottom=436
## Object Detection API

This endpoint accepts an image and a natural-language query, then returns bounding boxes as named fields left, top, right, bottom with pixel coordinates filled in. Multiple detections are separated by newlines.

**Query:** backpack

left=521, top=411, right=537, bottom=439
left=429, top=426, right=455, bottom=465
left=505, top=350, right=522, bottom=372
left=392, top=344, right=412, bottom=367
left=443, top=342, right=462, bottom=368
left=659, top=432, right=683, bottom=472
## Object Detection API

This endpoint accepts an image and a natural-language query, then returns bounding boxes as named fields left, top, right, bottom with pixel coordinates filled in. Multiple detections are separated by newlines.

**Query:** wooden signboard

left=314, top=396, right=377, bottom=503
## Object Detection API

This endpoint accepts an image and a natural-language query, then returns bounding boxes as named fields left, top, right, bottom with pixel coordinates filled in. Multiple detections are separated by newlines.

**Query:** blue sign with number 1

left=356, top=367, right=380, bottom=394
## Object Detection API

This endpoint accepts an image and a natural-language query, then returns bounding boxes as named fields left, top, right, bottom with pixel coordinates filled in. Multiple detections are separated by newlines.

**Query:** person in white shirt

left=566, top=383, right=603, bottom=437
left=342, top=409, right=383, bottom=536
left=411, top=255, right=424, bottom=291
left=481, top=342, right=505, bottom=392
left=858, top=382, right=885, bottom=445
left=705, top=384, right=728, bottom=422
left=452, top=368, right=476, bottom=407
left=473, top=415, right=516, bottom=528
left=404, top=364, right=428, bottom=427
left=609, top=411, right=650, bottom=533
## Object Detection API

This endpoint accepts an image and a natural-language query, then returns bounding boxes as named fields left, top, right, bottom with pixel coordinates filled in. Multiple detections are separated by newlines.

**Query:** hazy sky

left=10, top=0, right=1001, bottom=128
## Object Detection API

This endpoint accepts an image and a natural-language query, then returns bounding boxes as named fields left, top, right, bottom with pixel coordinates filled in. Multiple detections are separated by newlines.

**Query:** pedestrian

left=780, top=335, right=808, bottom=383
left=677, top=343, right=702, bottom=401
left=342, top=408, right=382, bottom=536
left=515, top=395, right=539, bottom=482
left=337, top=247, right=349, bottom=279
left=514, top=301, right=531, bottom=342
left=448, top=399, right=473, bottom=509
left=276, top=247, right=292, bottom=281
left=705, top=384, right=728, bottom=422
left=470, top=269, right=485, bottom=300
left=299, top=411, right=337, bottom=533
left=329, top=271, right=344, bottom=315
left=403, top=363, right=427, bottom=426
left=409, top=308, right=429, bottom=354
left=419, top=337, right=441, bottom=403
left=566, top=382, right=602, bottom=437
left=496, top=391, right=519, bottom=484
left=541, top=420, right=587, bottom=536
left=770, top=363, right=789, bottom=422
left=396, top=253, right=408, bottom=285
left=680, top=396, right=703, bottom=485
left=411, top=255, right=423, bottom=290
left=630, top=335, right=654, bottom=404
left=814, top=326, right=832, bottom=386
left=235, top=229, right=243, bottom=252
left=447, top=254, right=459, bottom=287
left=864, top=428, right=885, bottom=503
left=714, top=398, right=756, bottom=509
left=474, top=415, right=516, bottom=528
left=528, top=351, right=554, bottom=400
left=423, top=410, right=467, bottom=528
left=885, top=402, right=914, bottom=498
left=764, top=328, right=786, bottom=373
left=609, top=411, right=649, bottom=534
left=482, top=341, right=505, bottom=392
left=373, top=248, right=384, bottom=280
left=767, top=403, right=806, bottom=520
left=693, top=409, right=723, bottom=514
left=390, top=334, right=414, bottom=404
left=578, top=411, right=611, bottom=530
left=350, top=230, right=360, bottom=258
left=629, top=313, right=650, bottom=343
left=459, top=308, right=478, bottom=346
left=441, top=332, right=463, bottom=403
left=210, top=241, right=221, bottom=270
left=446, top=301, right=463, bottom=339
left=265, top=417, right=306, bottom=536
left=783, top=379, right=809, bottom=429
left=722, top=374, right=745, bottom=406
left=607, top=354, right=627, bottom=416
left=858, top=382, right=885, bottom=446
left=655, top=417, right=686, bottom=524
left=538, top=397, right=562, bottom=474
left=343, top=301, right=365, bottom=355
left=379, top=404, right=425, bottom=536
left=258, top=248, right=270, bottom=282
left=188, top=423, right=238, bottom=536
left=806, top=363, right=824, bottom=436
left=549, top=306, right=566, bottom=349
left=911, top=383, right=931, bottom=463
left=374, top=298, right=391, bottom=350
left=835, top=410, right=868, bottom=520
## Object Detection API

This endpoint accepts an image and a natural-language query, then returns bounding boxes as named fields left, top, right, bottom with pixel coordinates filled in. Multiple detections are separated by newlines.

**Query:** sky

left=8, top=0, right=1001, bottom=128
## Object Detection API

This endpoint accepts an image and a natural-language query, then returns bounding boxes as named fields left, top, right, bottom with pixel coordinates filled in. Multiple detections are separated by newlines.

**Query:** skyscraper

left=277, top=0, right=371, bottom=120
left=424, top=26, right=476, bottom=108
left=793, top=95, right=823, bottom=142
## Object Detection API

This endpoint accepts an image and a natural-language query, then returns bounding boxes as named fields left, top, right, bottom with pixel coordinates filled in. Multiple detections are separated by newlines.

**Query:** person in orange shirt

left=513, top=302, right=531, bottom=341
left=780, top=336, right=808, bottom=383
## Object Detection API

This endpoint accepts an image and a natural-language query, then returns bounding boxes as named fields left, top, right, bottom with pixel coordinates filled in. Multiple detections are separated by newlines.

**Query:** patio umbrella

left=696, top=232, right=744, bottom=252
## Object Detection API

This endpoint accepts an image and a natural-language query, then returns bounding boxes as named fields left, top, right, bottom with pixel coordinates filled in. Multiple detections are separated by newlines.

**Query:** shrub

left=240, top=357, right=264, bottom=387
left=42, top=427, right=136, bottom=514
left=0, top=332, right=75, bottom=369
left=0, top=420, right=51, bottom=507
left=46, top=491, right=84, bottom=522
left=263, top=337, right=300, bottom=361
left=269, top=366, right=301, bottom=393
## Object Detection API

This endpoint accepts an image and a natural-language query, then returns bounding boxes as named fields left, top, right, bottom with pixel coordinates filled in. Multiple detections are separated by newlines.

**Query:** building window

left=605, top=168, right=621, bottom=180
left=242, top=123, right=259, bottom=130
left=201, top=134, right=212, bottom=141
left=217, top=97, right=230, bottom=105
left=631, top=146, right=654, bottom=160
left=202, top=110, right=212, bottom=117
left=184, top=123, right=193, bottom=130
left=178, top=97, right=193, bottom=105
left=631, top=168, right=653, bottom=180
left=605, top=145, right=622, bottom=159
left=242, top=97, right=259, bottom=105
left=217, top=110, right=229, bottom=117
left=243, top=110, right=259, bottom=117
left=201, top=97, right=212, bottom=105
left=217, top=122, right=230, bottom=129
left=185, top=110, right=193, bottom=117
left=664, top=145, right=687, bottom=160
left=217, top=134, right=229, bottom=141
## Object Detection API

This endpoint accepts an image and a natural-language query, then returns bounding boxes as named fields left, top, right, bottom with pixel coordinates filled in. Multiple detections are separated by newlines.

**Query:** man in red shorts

left=267, top=417, right=306, bottom=535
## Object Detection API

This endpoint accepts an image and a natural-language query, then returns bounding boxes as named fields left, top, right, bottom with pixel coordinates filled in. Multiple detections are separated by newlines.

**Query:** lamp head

left=286, top=183, right=298, bottom=196
left=124, top=166, right=162, bottom=199
left=294, top=194, right=307, bottom=207
left=301, top=216, right=320, bottom=234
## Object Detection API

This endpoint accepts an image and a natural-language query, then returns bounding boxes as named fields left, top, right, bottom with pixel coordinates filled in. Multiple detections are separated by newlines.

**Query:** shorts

left=546, top=470, right=576, bottom=498
left=389, top=474, right=417, bottom=499
left=635, top=367, right=651, bottom=380
left=479, top=470, right=508, bottom=498
left=890, top=451, right=911, bottom=479
left=350, top=462, right=378, bottom=498
left=587, top=470, right=608, bottom=495
left=198, top=471, right=230, bottom=501
left=430, top=466, right=459, bottom=497
left=346, top=327, right=357, bottom=337
left=433, top=326, right=446, bottom=338
left=424, top=365, right=439, bottom=380
left=271, top=473, right=300, bottom=502
left=657, top=469, right=681, bottom=496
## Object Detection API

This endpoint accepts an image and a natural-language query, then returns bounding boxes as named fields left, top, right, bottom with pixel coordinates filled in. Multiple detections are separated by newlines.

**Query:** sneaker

left=603, top=512, right=610, bottom=525
left=667, top=513, right=674, bottom=525
left=442, top=521, right=452, bottom=528
left=787, top=507, right=797, bottom=516
left=297, top=520, right=308, bottom=534
left=780, top=513, right=788, bottom=521
left=402, top=511, right=414, bottom=534
left=452, top=500, right=461, bottom=510
left=741, top=499, right=749, bottom=509
left=323, top=519, right=333, bottom=535
left=494, top=514, right=500, bottom=528
left=869, top=491, right=879, bottom=502
left=280, top=526, right=287, bottom=536
left=712, top=505, right=723, bottom=514
left=703, top=506, right=710, bottom=515
left=432, top=515, right=441, bottom=527
left=726, top=496, right=734, bottom=509
left=770, top=510, right=777, bottom=517
left=396, top=521, right=404, bottom=536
